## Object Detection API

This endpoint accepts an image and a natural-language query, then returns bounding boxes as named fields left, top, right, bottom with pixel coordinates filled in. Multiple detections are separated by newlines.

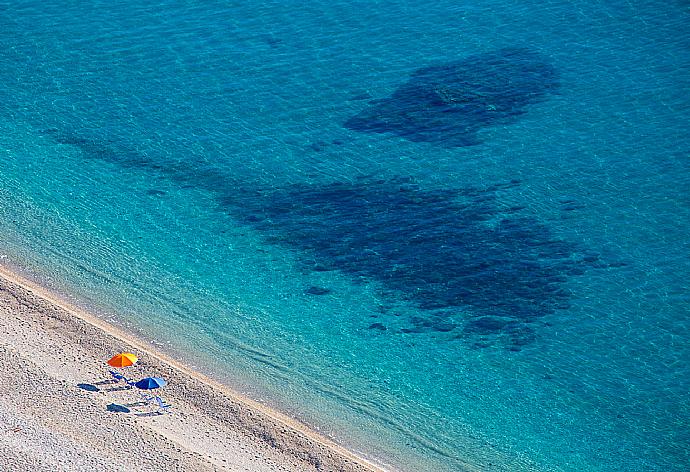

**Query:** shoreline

left=0, top=263, right=388, bottom=471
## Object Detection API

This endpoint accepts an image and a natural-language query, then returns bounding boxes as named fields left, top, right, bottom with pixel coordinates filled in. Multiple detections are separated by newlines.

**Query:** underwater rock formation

left=345, top=48, right=559, bottom=146
left=225, top=177, right=597, bottom=348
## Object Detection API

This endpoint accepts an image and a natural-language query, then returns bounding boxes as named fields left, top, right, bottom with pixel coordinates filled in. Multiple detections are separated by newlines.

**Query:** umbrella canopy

left=107, top=353, right=138, bottom=368
left=135, top=377, right=167, bottom=390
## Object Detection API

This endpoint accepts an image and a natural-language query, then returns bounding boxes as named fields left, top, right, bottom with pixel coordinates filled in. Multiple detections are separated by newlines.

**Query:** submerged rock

left=368, top=323, right=387, bottom=331
left=304, top=286, right=332, bottom=296
left=225, top=176, right=607, bottom=348
left=464, top=316, right=516, bottom=334
left=345, top=48, right=559, bottom=147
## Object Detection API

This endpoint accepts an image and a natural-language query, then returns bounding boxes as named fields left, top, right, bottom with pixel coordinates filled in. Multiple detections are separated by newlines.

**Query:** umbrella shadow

left=135, top=411, right=163, bottom=417
left=106, top=403, right=131, bottom=414
left=76, top=383, right=100, bottom=392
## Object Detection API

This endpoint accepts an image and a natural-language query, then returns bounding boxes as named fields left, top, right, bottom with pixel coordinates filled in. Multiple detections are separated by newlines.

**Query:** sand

left=0, top=265, right=386, bottom=472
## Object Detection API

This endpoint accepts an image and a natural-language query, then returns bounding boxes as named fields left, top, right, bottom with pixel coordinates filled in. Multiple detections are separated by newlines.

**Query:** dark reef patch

left=224, top=177, right=599, bottom=349
left=53, top=133, right=158, bottom=170
left=43, top=126, right=615, bottom=350
left=344, top=48, right=559, bottom=147
left=305, top=286, right=332, bottom=296
left=368, top=323, right=388, bottom=331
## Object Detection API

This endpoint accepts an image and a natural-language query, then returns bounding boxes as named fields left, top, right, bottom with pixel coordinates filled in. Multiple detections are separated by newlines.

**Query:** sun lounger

left=139, top=391, right=155, bottom=403
left=154, top=396, right=172, bottom=413
left=109, top=370, right=123, bottom=382
left=109, top=370, right=128, bottom=383
left=109, top=370, right=137, bottom=388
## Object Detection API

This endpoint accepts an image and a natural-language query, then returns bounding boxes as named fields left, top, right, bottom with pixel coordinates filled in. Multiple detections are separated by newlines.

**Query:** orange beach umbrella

left=107, top=352, right=138, bottom=368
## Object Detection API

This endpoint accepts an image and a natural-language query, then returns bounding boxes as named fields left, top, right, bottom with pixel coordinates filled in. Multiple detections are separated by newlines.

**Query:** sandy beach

left=0, top=265, right=385, bottom=472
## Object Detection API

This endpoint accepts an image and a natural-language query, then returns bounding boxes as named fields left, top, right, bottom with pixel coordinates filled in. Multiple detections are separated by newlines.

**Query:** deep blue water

left=1, top=1, right=689, bottom=470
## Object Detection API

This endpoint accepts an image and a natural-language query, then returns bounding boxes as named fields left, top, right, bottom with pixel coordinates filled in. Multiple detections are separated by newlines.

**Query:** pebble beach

left=0, top=266, right=383, bottom=472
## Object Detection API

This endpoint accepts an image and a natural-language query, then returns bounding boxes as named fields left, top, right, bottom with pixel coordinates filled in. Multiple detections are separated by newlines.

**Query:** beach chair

left=154, top=396, right=172, bottom=413
left=139, top=391, right=156, bottom=403
left=109, top=370, right=136, bottom=388
left=109, top=370, right=127, bottom=383
left=109, top=370, right=122, bottom=382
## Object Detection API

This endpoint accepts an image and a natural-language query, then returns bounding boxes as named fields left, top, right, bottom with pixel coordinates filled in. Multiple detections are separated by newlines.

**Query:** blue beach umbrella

left=134, top=377, right=167, bottom=390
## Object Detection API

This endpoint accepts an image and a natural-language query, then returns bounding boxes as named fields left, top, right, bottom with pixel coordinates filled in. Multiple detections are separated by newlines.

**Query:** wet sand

left=0, top=265, right=386, bottom=472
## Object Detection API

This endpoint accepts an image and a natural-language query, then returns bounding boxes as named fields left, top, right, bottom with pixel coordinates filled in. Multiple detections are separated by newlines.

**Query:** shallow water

left=1, top=1, right=689, bottom=470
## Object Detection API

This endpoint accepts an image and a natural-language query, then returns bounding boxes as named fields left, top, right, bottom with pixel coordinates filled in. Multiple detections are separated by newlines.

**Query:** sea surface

left=1, top=1, right=689, bottom=470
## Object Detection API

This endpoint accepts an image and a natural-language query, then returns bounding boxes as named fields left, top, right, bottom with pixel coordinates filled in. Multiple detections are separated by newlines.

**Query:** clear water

left=1, top=1, right=689, bottom=470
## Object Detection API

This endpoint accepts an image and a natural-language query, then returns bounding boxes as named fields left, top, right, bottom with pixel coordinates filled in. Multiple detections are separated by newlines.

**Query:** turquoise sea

left=1, top=1, right=689, bottom=470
